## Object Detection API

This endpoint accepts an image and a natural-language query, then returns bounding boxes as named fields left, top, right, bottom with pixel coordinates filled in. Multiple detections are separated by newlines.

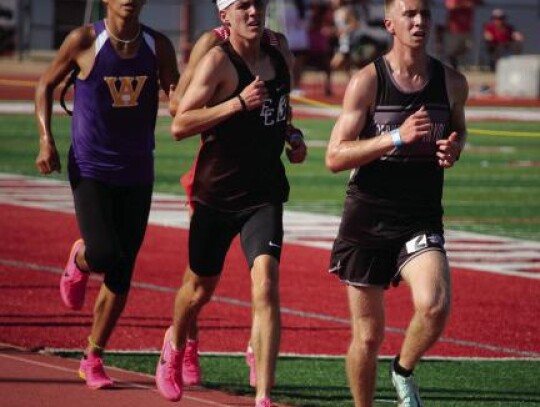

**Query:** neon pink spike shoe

left=79, top=354, right=113, bottom=389
left=182, top=339, right=201, bottom=386
left=155, top=326, right=184, bottom=402
left=60, top=239, right=89, bottom=310
left=246, top=344, right=257, bottom=387
left=255, top=397, right=272, bottom=407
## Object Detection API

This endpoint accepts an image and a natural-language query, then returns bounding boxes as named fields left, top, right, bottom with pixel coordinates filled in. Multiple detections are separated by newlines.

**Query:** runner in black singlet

left=325, top=0, right=468, bottom=406
left=167, top=9, right=297, bottom=389
left=155, top=1, right=307, bottom=406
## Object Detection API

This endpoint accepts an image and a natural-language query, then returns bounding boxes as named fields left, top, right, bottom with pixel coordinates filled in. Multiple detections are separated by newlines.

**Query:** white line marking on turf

left=41, top=348, right=540, bottom=361
left=4, top=101, right=539, bottom=121
left=1, top=173, right=540, bottom=279
left=2, top=258, right=539, bottom=359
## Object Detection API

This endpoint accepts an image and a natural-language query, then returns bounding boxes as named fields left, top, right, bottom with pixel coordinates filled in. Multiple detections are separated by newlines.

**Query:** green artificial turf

left=3, top=113, right=539, bottom=240
left=57, top=352, right=540, bottom=407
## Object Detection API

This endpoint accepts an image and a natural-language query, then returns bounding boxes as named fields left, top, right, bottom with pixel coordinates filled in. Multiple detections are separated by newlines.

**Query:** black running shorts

left=329, top=231, right=446, bottom=288
left=72, top=177, right=152, bottom=294
left=189, top=202, right=284, bottom=277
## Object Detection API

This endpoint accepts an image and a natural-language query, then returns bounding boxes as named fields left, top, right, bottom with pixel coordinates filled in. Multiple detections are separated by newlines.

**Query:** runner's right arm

left=169, top=31, right=222, bottom=116
left=170, top=47, right=267, bottom=140
left=35, top=26, right=94, bottom=174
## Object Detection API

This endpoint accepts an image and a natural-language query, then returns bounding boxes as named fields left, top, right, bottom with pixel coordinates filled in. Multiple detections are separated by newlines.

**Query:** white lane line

left=1, top=258, right=539, bottom=359
left=2, top=173, right=540, bottom=278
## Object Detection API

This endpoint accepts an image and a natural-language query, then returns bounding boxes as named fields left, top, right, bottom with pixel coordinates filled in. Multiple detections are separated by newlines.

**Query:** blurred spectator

left=0, top=3, right=15, bottom=56
left=444, top=0, right=482, bottom=69
left=330, top=0, right=360, bottom=73
left=330, top=0, right=388, bottom=74
left=348, top=0, right=389, bottom=69
left=307, top=2, right=334, bottom=95
left=267, top=0, right=309, bottom=93
left=483, top=8, right=524, bottom=71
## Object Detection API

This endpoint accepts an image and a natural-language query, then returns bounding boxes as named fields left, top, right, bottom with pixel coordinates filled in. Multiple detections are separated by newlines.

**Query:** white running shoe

left=390, top=360, right=424, bottom=407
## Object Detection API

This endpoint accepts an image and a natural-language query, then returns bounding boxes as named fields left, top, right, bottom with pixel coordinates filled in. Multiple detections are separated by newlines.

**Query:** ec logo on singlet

left=260, top=95, right=288, bottom=126
left=103, top=76, right=148, bottom=107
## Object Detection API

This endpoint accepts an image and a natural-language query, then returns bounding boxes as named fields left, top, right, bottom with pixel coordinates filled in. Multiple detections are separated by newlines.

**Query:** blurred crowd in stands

left=266, top=0, right=391, bottom=95
left=269, top=0, right=526, bottom=95
left=0, top=0, right=526, bottom=94
left=438, top=0, right=523, bottom=72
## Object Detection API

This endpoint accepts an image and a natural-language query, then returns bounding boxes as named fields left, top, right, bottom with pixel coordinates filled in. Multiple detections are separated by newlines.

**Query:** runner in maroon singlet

left=155, top=1, right=306, bottom=406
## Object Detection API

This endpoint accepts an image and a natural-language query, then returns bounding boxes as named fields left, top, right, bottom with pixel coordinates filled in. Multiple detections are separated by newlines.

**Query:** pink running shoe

left=155, top=326, right=184, bottom=402
left=246, top=344, right=257, bottom=387
left=79, top=354, right=113, bottom=389
left=183, top=339, right=201, bottom=386
left=255, top=397, right=272, bottom=407
left=60, top=239, right=89, bottom=310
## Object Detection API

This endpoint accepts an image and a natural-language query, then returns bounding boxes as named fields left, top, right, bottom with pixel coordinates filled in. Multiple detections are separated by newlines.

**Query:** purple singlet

left=69, top=20, right=159, bottom=186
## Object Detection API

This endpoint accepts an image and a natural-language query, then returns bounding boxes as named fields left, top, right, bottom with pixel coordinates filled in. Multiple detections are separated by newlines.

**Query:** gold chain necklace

left=104, top=19, right=141, bottom=46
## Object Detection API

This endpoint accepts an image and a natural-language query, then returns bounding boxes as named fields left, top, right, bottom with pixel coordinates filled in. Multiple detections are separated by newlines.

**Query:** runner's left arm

left=155, top=31, right=180, bottom=117
left=437, top=66, right=469, bottom=168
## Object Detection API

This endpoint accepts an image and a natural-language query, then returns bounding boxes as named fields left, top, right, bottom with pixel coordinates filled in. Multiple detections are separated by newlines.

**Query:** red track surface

left=1, top=70, right=539, bottom=405
left=0, top=344, right=265, bottom=407
left=1, top=203, right=539, bottom=359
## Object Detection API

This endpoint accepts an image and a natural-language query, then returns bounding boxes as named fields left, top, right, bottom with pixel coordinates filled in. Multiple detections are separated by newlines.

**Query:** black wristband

left=237, top=95, right=247, bottom=111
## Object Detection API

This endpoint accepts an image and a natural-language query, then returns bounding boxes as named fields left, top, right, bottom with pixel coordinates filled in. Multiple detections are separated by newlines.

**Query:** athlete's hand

left=168, top=83, right=178, bottom=117
left=36, top=139, right=61, bottom=174
left=168, top=83, right=176, bottom=99
left=436, top=132, right=461, bottom=168
left=285, top=125, right=307, bottom=164
left=398, top=106, right=432, bottom=145
left=239, top=76, right=268, bottom=111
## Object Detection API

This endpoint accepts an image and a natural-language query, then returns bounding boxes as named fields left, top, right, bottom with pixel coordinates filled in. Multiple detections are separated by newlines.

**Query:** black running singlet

left=340, top=56, right=452, bottom=247
left=191, top=42, right=291, bottom=211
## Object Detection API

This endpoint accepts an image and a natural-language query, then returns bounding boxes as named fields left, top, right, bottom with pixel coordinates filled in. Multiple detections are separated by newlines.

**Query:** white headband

left=216, top=0, right=237, bottom=11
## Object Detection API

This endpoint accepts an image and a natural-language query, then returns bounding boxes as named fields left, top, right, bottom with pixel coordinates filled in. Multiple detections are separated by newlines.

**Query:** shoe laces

left=184, top=344, right=199, bottom=369
left=395, top=373, right=421, bottom=405
left=66, top=265, right=86, bottom=283
left=167, top=348, right=183, bottom=383
left=86, top=358, right=107, bottom=376
left=256, top=398, right=272, bottom=407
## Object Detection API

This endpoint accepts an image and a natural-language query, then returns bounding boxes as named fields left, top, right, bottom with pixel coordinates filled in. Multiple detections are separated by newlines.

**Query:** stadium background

left=0, top=1, right=539, bottom=406
left=1, top=0, right=540, bottom=68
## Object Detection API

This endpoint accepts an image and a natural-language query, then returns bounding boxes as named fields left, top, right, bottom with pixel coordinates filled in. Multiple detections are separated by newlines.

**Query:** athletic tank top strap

left=192, top=41, right=291, bottom=211
left=345, top=55, right=451, bottom=242
left=262, top=42, right=290, bottom=91
left=264, top=29, right=280, bottom=47
left=94, top=19, right=106, bottom=35
left=373, top=56, right=386, bottom=106
left=69, top=19, right=159, bottom=186
left=140, top=24, right=156, bottom=55
left=362, top=55, right=451, bottom=163
left=220, top=41, right=254, bottom=94
left=219, top=41, right=290, bottom=96
left=373, top=56, right=449, bottom=109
